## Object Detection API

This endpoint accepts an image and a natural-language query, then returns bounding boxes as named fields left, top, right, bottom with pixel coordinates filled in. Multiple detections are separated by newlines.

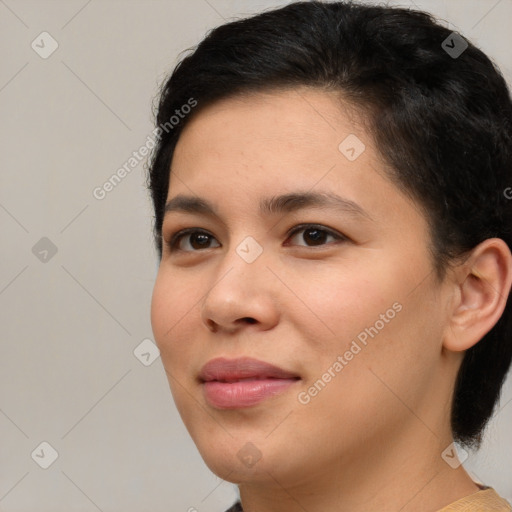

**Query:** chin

left=198, top=446, right=270, bottom=483
left=193, top=431, right=278, bottom=477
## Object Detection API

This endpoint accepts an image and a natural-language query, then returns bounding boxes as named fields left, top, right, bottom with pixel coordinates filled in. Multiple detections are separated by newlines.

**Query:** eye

left=165, top=224, right=348, bottom=253
left=166, top=229, right=220, bottom=252
left=285, top=224, right=348, bottom=247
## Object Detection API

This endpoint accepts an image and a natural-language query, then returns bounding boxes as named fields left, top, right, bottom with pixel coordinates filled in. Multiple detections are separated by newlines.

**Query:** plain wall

left=1, top=1, right=510, bottom=511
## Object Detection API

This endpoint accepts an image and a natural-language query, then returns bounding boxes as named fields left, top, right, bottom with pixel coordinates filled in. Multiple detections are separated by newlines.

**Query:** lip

left=199, top=357, right=301, bottom=409
left=199, top=356, right=300, bottom=382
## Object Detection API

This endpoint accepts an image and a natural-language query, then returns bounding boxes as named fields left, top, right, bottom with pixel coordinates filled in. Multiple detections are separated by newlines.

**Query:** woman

left=147, top=1, right=512, bottom=510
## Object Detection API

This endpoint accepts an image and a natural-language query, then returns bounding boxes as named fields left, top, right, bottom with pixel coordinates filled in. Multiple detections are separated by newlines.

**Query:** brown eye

left=165, top=224, right=347, bottom=253
left=167, top=229, right=220, bottom=252
left=286, top=224, right=347, bottom=247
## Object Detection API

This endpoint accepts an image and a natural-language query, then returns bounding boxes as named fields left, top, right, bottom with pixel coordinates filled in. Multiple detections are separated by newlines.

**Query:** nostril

left=206, top=319, right=218, bottom=332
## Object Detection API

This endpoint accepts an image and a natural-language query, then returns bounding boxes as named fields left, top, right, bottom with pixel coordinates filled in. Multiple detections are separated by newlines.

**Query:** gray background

left=0, top=0, right=511, bottom=511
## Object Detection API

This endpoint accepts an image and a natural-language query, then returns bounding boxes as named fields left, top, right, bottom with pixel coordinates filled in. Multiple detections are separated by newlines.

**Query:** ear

left=443, top=238, right=512, bottom=352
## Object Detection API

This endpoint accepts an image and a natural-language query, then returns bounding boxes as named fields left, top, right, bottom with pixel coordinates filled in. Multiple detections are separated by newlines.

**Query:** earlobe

left=443, top=238, right=512, bottom=353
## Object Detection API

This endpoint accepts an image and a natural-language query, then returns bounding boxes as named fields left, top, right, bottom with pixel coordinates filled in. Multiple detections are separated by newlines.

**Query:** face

left=150, top=87, right=455, bottom=488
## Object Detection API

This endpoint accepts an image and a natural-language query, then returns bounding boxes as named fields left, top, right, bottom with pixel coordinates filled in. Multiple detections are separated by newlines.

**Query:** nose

left=200, top=244, right=280, bottom=334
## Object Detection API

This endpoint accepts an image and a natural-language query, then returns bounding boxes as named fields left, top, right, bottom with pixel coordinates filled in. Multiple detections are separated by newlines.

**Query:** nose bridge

left=209, top=232, right=268, bottom=301
left=200, top=232, right=276, bottom=330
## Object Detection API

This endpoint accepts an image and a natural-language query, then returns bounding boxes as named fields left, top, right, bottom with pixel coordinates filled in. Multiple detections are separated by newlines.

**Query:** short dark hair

left=146, top=0, right=512, bottom=448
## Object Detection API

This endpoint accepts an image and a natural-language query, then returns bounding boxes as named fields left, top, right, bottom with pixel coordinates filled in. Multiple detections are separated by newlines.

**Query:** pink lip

left=199, top=357, right=300, bottom=409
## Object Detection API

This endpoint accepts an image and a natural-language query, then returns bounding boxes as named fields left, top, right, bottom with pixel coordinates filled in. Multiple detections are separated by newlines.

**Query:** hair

left=146, top=0, right=512, bottom=449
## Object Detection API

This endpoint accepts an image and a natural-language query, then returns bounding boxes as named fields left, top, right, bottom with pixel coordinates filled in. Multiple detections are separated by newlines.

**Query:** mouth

left=211, top=376, right=298, bottom=383
left=199, top=356, right=300, bottom=382
left=199, top=357, right=301, bottom=409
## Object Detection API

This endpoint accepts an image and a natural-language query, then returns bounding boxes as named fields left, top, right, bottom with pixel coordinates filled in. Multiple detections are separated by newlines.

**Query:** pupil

left=305, top=229, right=325, bottom=245
left=192, top=233, right=210, bottom=249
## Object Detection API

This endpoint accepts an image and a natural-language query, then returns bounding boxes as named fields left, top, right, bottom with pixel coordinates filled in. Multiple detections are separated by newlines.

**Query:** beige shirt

left=437, top=487, right=512, bottom=512
left=224, top=486, right=512, bottom=511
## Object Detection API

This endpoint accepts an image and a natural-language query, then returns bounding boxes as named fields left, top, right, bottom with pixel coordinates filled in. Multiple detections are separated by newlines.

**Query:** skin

left=150, top=86, right=512, bottom=512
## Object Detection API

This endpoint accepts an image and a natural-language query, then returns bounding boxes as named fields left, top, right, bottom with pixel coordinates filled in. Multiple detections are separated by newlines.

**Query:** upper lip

left=199, top=357, right=300, bottom=383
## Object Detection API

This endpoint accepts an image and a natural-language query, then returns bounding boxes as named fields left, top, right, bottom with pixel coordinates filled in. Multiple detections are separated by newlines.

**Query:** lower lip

left=203, top=378, right=299, bottom=409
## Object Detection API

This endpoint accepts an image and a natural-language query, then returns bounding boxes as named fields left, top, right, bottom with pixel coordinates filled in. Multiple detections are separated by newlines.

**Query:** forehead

left=167, top=87, right=428, bottom=238
left=171, top=87, right=367, bottom=184
left=177, top=87, right=360, bottom=146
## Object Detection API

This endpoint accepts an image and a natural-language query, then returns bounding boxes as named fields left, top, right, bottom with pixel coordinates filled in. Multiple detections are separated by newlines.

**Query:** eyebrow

left=163, top=191, right=374, bottom=222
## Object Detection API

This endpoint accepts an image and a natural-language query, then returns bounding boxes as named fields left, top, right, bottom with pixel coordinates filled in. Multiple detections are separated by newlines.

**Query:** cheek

left=332, top=283, right=442, bottom=424
left=296, top=254, right=438, bottom=391
left=291, top=305, right=435, bottom=452
left=150, top=273, right=201, bottom=417
left=150, top=275, right=172, bottom=346
left=150, top=271, right=197, bottom=365
left=294, top=262, right=400, bottom=350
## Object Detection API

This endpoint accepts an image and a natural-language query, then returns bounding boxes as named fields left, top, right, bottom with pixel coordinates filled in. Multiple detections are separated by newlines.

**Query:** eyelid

left=284, top=223, right=348, bottom=245
left=166, top=227, right=215, bottom=249
left=165, top=223, right=349, bottom=253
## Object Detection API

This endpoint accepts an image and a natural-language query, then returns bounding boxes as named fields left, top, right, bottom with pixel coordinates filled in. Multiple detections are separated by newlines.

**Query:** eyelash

left=165, top=223, right=348, bottom=253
